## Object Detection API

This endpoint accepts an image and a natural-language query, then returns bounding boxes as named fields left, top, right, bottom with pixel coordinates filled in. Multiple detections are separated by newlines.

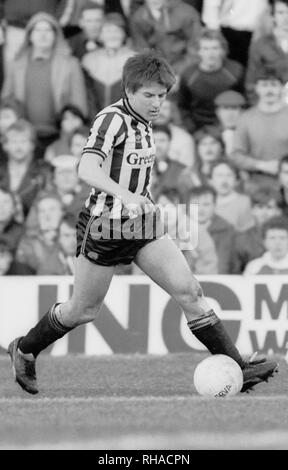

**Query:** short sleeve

left=83, top=112, right=127, bottom=161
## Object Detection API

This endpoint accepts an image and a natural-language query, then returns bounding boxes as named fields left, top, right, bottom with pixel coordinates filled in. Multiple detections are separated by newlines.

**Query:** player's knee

left=69, top=302, right=102, bottom=326
left=174, top=281, right=202, bottom=307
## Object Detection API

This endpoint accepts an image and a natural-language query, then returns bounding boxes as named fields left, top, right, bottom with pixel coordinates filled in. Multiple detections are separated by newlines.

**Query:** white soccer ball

left=193, top=354, right=243, bottom=398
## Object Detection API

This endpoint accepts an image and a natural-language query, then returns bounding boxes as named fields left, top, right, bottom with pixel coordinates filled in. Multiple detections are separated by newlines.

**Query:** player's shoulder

left=95, top=100, right=127, bottom=120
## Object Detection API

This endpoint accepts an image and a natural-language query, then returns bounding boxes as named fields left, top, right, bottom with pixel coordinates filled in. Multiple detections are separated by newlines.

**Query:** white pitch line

left=1, top=431, right=288, bottom=450
left=0, top=395, right=287, bottom=405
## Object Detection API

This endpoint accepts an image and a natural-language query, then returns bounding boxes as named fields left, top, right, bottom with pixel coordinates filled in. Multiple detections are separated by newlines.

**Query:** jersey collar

left=123, top=97, right=150, bottom=126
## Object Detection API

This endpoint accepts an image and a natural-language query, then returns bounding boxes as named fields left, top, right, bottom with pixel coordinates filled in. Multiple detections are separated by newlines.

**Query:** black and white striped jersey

left=83, top=98, right=156, bottom=219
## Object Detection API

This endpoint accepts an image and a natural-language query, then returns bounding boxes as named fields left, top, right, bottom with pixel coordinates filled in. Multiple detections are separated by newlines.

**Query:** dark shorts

left=76, top=207, right=163, bottom=267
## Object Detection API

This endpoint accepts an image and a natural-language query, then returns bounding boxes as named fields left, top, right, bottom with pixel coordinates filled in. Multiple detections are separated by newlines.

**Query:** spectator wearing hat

left=0, top=187, right=24, bottom=254
left=214, top=90, right=246, bottom=157
left=210, top=160, right=254, bottom=232
left=202, top=0, right=269, bottom=67
left=178, top=28, right=244, bottom=134
left=246, top=0, right=288, bottom=103
left=82, top=12, right=135, bottom=114
left=0, top=120, right=52, bottom=219
left=2, top=12, right=88, bottom=155
left=232, top=186, right=282, bottom=273
left=154, top=97, right=196, bottom=168
left=189, top=185, right=236, bottom=273
left=0, top=237, right=34, bottom=275
left=244, top=216, right=288, bottom=275
left=194, top=125, right=225, bottom=186
left=231, top=69, right=288, bottom=194
left=130, top=0, right=201, bottom=76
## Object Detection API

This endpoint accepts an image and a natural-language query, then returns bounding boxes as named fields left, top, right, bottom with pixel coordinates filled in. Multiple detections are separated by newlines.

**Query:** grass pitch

left=0, top=353, right=287, bottom=450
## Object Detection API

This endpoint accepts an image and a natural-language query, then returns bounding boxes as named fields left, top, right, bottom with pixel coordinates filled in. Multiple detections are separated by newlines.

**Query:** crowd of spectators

left=1, top=0, right=288, bottom=276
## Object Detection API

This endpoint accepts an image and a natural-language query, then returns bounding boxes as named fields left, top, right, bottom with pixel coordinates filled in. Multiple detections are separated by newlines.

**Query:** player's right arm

left=78, top=112, right=153, bottom=215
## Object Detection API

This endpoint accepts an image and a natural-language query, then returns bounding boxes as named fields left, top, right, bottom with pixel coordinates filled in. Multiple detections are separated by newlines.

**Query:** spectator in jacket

left=44, top=105, right=87, bottom=163
left=189, top=185, right=236, bottom=273
left=154, top=97, right=196, bottom=168
left=202, top=0, right=269, bottom=66
left=82, top=13, right=135, bottom=114
left=0, top=120, right=52, bottom=218
left=157, top=187, right=218, bottom=274
left=232, top=186, right=281, bottom=273
left=68, top=2, right=105, bottom=59
left=210, top=160, right=254, bottom=231
left=231, top=68, right=288, bottom=193
left=178, top=28, right=244, bottom=134
left=0, top=237, right=34, bottom=275
left=16, top=193, right=64, bottom=273
left=194, top=125, right=225, bottom=186
left=246, top=0, right=288, bottom=102
left=244, top=215, right=288, bottom=274
left=130, top=0, right=201, bottom=75
left=2, top=12, right=88, bottom=155
left=0, top=0, right=74, bottom=63
left=0, top=187, right=23, bottom=253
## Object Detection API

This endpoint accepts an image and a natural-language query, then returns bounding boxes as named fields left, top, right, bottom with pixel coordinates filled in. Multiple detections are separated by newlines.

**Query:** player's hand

left=121, top=192, right=155, bottom=218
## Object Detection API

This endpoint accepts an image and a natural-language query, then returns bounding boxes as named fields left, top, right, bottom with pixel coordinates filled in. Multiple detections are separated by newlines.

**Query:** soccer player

left=8, top=52, right=278, bottom=395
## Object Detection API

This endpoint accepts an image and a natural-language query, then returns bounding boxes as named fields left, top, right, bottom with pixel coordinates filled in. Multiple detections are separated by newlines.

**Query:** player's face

left=0, top=190, right=14, bottom=223
left=198, top=136, right=222, bottom=162
left=211, top=164, right=236, bottom=196
left=4, top=131, right=34, bottom=162
left=255, top=80, right=283, bottom=104
left=265, top=229, right=288, bottom=260
left=274, top=1, right=288, bottom=30
left=126, top=83, right=168, bottom=122
left=252, top=201, right=281, bottom=226
left=30, top=21, right=56, bottom=50
left=216, top=107, right=242, bottom=129
left=59, top=223, right=77, bottom=255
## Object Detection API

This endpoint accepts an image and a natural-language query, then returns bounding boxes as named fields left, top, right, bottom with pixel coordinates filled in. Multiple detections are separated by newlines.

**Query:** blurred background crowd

left=1, top=0, right=288, bottom=277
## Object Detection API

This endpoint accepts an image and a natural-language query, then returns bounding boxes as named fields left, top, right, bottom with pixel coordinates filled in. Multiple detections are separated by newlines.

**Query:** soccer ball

left=193, top=354, right=243, bottom=398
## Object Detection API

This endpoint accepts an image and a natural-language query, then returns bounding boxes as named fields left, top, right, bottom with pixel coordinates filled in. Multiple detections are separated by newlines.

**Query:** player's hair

left=60, top=212, right=76, bottom=230
left=80, top=1, right=104, bottom=15
left=262, top=215, right=288, bottom=238
left=271, top=0, right=288, bottom=14
left=152, top=123, right=172, bottom=139
left=3, top=119, right=37, bottom=143
left=250, top=186, right=278, bottom=207
left=189, top=185, right=217, bottom=201
left=122, top=51, right=176, bottom=94
left=198, top=28, right=229, bottom=55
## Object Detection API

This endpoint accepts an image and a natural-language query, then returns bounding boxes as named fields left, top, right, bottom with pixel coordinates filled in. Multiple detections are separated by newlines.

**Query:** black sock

left=188, top=310, right=245, bottom=369
left=19, top=304, right=73, bottom=358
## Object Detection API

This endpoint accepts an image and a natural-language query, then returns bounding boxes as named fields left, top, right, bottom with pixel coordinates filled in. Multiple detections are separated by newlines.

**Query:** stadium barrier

left=0, top=276, right=288, bottom=355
